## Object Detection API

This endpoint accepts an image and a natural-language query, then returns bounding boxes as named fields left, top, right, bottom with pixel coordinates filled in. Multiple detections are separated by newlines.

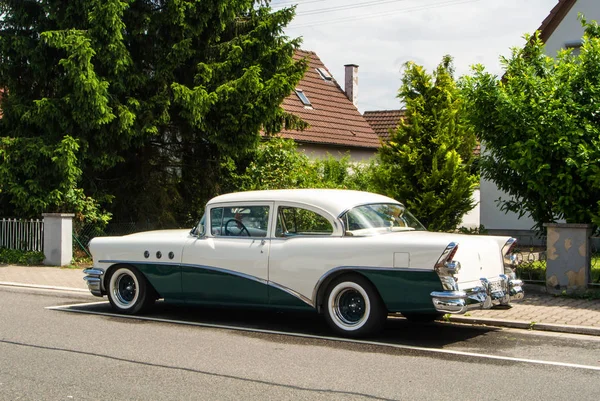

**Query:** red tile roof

left=278, top=50, right=380, bottom=149
left=537, top=0, right=577, bottom=42
left=363, top=108, right=481, bottom=156
left=363, top=109, right=405, bottom=142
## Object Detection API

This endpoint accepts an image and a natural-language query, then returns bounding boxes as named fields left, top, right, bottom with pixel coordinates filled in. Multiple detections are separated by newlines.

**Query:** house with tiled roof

left=363, top=109, right=405, bottom=142
left=538, top=0, right=594, bottom=56
left=276, top=50, right=380, bottom=162
left=480, top=0, right=599, bottom=239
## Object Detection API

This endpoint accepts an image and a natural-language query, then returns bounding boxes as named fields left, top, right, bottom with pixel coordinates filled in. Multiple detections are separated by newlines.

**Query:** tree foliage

left=0, top=0, right=306, bottom=225
left=372, top=56, right=478, bottom=232
left=232, top=136, right=373, bottom=191
left=462, top=17, right=600, bottom=231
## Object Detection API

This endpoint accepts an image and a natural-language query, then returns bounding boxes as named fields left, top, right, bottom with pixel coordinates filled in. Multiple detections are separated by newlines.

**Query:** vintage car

left=84, top=189, right=524, bottom=337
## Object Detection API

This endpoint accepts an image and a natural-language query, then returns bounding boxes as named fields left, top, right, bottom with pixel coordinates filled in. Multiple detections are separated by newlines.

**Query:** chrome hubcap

left=335, top=289, right=366, bottom=325
left=116, top=274, right=136, bottom=304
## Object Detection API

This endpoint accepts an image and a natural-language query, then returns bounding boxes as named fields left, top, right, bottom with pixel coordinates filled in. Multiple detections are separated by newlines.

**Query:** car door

left=181, top=202, right=272, bottom=306
left=268, top=202, right=343, bottom=307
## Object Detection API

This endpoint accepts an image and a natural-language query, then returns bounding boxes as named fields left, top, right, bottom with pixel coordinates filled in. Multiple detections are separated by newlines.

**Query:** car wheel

left=402, top=313, right=443, bottom=323
left=323, top=274, right=386, bottom=337
left=107, top=266, right=154, bottom=314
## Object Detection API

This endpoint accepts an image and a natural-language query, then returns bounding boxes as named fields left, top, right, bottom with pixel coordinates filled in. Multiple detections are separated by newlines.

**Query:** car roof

left=207, top=189, right=402, bottom=217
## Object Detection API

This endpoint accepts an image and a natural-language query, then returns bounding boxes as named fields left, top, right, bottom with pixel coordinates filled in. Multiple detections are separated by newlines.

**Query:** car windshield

left=340, top=203, right=426, bottom=236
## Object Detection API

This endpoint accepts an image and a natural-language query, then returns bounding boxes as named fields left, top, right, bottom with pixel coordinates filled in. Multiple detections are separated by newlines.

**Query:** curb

left=449, top=316, right=600, bottom=336
left=0, top=281, right=88, bottom=293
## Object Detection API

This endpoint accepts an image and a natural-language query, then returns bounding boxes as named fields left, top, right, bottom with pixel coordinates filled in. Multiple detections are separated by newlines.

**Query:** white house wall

left=481, top=0, right=598, bottom=235
left=544, top=0, right=598, bottom=57
left=297, top=143, right=377, bottom=163
left=459, top=188, right=481, bottom=230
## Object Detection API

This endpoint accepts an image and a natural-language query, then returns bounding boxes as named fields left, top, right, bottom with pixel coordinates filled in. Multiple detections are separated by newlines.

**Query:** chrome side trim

left=312, top=266, right=432, bottom=306
left=93, top=260, right=316, bottom=307
left=185, top=264, right=314, bottom=307
left=96, top=260, right=269, bottom=285
left=267, top=281, right=314, bottom=307
left=99, top=259, right=178, bottom=266
left=180, top=263, right=269, bottom=286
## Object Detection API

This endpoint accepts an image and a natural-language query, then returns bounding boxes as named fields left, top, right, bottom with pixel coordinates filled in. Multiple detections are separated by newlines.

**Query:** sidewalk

left=1, top=264, right=600, bottom=336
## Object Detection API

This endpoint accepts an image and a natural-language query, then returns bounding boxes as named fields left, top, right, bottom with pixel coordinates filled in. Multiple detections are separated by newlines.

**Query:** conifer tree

left=373, top=56, right=478, bottom=232
left=0, top=1, right=306, bottom=224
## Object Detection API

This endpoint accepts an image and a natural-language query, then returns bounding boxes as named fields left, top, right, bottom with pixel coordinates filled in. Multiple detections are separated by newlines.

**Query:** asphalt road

left=1, top=286, right=600, bottom=400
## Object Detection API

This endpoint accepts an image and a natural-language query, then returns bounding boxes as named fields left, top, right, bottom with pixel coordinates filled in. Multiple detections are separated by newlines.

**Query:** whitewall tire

left=107, top=266, right=155, bottom=314
left=323, top=274, right=386, bottom=337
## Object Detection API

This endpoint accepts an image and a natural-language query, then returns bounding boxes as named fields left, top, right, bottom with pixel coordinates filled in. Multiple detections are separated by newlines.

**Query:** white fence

left=0, top=218, right=44, bottom=252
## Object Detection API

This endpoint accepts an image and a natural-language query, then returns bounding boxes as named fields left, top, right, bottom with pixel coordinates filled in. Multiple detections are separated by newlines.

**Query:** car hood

left=89, top=229, right=193, bottom=263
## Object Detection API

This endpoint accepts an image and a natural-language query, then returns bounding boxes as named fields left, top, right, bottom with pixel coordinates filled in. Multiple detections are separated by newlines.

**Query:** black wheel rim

left=335, top=289, right=366, bottom=325
left=116, top=273, right=136, bottom=304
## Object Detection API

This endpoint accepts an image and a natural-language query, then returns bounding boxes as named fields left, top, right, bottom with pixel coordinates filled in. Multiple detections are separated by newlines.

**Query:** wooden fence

left=0, top=218, right=44, bottom=252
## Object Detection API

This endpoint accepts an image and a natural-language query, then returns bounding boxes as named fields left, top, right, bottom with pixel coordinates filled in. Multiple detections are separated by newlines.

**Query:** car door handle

left=260, top=239, right=266, bottom=246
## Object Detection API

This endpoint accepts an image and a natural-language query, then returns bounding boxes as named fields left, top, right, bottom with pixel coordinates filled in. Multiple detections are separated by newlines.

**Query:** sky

left=271, top=0, right=560, bottom=112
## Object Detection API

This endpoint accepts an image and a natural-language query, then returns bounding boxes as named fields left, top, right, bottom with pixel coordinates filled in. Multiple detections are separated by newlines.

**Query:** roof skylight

left=316, top=67, right=333, bottom=81
left=295, top=89, right=312, bottom=107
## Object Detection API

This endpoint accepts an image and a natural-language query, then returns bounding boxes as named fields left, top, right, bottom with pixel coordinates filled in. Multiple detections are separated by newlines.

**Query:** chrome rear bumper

left=430, top=275, right=524, bottom=314
left=83, top=268, right=104, bottom=297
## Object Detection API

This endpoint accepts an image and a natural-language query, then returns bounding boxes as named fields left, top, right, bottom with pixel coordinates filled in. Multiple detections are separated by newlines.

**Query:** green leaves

left=0, top=135, right=110, bottom=223
left=0, top=1, right=304, bottom=225
left=462, top=17, right=600, bottom=231
left=373, top=56, right=478, bottom=232
left=231, top=137, right=374, bottom=192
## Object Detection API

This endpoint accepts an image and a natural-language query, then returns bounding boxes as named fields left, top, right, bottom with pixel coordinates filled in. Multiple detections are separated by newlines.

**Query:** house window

left=316, top=67, right=333, bottom=81
left=565, top=41, right=582, bottom=56
left=295, top=89, right=312, bottom=107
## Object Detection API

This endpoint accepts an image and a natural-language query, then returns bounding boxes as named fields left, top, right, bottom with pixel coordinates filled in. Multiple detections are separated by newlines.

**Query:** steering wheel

left=224, top=218, right=251, bottom=237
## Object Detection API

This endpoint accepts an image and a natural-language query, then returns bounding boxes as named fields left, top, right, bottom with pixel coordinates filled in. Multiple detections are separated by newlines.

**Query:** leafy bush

left=0, top=248, right=45, bottom=265
left=232, top=137, right=375, bottom=191
left=462, top=18, right=600, bottom=231
left=457, top=225, right=488, bottom=235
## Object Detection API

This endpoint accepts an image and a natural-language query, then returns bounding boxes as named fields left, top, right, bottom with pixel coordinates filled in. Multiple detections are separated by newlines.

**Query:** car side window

left=276, top=206, right=333, bottom=237
left=211, top=206, right=269, bottom=238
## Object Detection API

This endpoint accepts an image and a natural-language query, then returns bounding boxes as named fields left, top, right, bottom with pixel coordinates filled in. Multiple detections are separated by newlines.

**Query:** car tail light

left=502, top=238, right=518, bottom=277
left=435, top=242, right=459, bottom=272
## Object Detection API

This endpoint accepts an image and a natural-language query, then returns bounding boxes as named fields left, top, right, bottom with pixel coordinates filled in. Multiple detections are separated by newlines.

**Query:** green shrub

left=0, top=248, right=45, bottom=265
left=233, top=137, right=376, bottom=191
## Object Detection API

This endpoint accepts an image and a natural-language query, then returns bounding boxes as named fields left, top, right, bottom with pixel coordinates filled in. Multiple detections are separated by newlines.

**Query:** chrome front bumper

left=83, top=268, right=104, bottom=297
left=430, top=274, right=524, bottom=314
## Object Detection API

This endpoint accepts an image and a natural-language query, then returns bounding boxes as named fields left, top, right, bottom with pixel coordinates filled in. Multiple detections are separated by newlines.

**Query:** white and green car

left=84, top=189, right=524, bottom=337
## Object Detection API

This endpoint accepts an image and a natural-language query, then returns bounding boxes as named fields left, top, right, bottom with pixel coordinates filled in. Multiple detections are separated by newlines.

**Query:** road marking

left=0, top=282, right=89, bottom=293
left=47, top=301, right=600, bottom=372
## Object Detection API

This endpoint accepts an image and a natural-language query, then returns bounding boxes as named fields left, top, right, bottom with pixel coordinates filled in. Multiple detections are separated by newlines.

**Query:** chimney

left=344, top=64, right=359, bottom=107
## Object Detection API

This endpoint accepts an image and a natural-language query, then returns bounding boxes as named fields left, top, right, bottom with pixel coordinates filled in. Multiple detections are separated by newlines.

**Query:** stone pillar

left=544, top=223, right=592, bottom=295
left=42, top=213, right=75, bottom=266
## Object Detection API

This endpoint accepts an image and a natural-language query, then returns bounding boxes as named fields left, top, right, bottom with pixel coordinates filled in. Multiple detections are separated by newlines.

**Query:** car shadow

left=59, top=300, right=502, bottom=348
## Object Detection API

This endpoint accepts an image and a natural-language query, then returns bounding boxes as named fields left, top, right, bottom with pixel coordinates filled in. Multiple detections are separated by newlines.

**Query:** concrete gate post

left=42, top=213, right=75, bottom=266
left=544, top=223, right=593, bottom=295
